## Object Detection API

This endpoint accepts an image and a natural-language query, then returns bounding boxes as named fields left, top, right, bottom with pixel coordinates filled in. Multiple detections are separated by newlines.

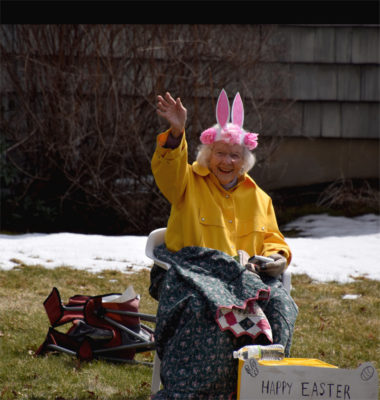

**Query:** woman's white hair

left=196, top=143, right=256, bottom=175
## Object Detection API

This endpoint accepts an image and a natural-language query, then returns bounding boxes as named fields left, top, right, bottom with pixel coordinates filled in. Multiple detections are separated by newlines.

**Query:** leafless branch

left=1, top=24, right=293, bottom=234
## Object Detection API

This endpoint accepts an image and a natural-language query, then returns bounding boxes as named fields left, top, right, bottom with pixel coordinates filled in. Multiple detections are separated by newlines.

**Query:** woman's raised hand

left=157, top=92, right=187, bottom=137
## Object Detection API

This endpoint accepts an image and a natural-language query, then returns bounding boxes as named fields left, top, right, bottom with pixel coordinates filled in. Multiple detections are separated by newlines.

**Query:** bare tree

left=1, top=24, right=292, bottom=234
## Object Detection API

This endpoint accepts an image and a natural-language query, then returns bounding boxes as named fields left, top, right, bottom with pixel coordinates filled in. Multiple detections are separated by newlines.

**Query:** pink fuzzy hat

left=200, top=89, right=259, bottom=151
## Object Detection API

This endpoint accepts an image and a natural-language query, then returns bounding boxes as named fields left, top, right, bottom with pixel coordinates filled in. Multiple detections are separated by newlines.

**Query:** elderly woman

left=150, top=90, right=298, bottom=400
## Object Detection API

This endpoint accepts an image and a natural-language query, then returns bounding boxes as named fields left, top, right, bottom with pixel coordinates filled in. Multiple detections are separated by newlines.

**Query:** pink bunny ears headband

left=200, top=89, right=259, bottom=151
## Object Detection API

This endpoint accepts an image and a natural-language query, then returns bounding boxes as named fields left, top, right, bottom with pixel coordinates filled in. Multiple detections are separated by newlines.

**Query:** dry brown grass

left=0, top=266, right=379, bottom=399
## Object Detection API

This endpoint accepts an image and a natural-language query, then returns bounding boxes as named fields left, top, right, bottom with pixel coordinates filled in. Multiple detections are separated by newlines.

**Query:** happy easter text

left=261, top=380, right=351, bottom=399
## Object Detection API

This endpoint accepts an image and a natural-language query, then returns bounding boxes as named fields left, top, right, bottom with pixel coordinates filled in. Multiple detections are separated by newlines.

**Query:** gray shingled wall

left=1, top=24, right=378, bottom=189
left=276, top=25, right=379, bottom=139
left=253, top=25, right=379, bottom=189
left=281, top=25, right=380, bottom=139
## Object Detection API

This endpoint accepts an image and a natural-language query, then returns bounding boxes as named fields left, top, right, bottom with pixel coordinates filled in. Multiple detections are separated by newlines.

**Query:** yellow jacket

left=151, top=130, right=292, bottom=265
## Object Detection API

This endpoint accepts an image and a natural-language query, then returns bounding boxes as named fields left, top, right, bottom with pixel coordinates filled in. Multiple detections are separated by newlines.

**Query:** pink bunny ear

left=231, top=92, right=244, bottom=128
left=216, top=89, right=230, bottom=127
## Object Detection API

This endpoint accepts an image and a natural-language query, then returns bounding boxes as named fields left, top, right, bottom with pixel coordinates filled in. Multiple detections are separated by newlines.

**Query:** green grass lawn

left=1, top=265, right=379, bottom=399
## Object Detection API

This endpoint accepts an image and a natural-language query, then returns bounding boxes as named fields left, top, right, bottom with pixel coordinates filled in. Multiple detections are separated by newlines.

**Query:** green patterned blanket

left=151, top=245, right=276, bottom=400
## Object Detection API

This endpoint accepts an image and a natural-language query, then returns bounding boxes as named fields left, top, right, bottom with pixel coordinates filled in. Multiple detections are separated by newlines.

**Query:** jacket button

left=261, top=226, right=265, bottom=231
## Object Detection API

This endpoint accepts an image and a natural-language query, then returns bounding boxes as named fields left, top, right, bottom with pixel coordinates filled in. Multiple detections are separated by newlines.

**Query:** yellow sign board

left=237, top=358, right=378, bottom=400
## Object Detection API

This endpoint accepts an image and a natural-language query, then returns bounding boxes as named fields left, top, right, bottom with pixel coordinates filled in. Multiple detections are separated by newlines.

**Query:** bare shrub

left=1, top=24, right=292, bottom=234
left=317, top=179, right=380, bottom=214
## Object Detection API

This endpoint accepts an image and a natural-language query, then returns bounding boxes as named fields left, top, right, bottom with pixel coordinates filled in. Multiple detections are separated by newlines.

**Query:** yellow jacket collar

left=192, top=161, right=210, bottom=176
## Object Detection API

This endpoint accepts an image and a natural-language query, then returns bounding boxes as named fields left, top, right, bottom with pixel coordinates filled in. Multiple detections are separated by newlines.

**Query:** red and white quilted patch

left=216, top=301, right=272, bottom=342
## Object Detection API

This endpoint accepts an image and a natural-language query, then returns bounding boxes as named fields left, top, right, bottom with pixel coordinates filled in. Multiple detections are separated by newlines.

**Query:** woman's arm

left=152, top=93, right=190, bottom=205
left=261, top=199, right=292, bottom=265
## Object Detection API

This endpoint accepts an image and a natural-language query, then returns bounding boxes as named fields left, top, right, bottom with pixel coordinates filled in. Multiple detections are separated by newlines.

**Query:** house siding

left=252, top=24, right=379, bottom=189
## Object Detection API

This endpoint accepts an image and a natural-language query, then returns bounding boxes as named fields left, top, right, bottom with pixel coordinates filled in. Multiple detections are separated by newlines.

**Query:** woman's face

left=208, top=141, right=244, bottom=186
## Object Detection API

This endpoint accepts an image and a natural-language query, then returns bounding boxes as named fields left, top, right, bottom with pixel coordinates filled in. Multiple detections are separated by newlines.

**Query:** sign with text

left=237, top=358, right=378, bottom=400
